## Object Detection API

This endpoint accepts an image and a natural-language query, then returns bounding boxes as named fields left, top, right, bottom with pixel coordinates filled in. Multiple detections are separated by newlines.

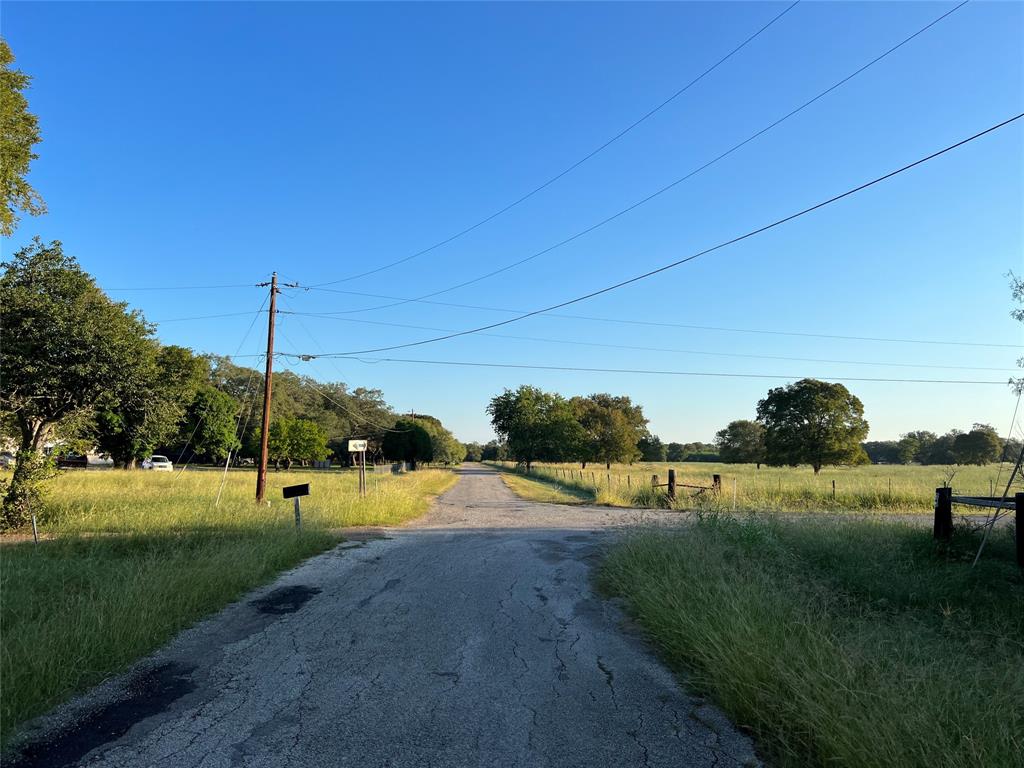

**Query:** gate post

left=1016, top=493, right=1024, bottom=568
left=667, top=469, right=676, bottom=501
left=934, top=487, right=953, bottom=541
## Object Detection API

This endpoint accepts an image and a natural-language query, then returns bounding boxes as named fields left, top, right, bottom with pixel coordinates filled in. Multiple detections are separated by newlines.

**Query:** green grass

left=599, top=516, right=1024, bottom=767
left=0, top=468, right=457, bottom=747
left=494, top=465, right=593, bottom=505
left=491, top=460, right=1012, bottom=514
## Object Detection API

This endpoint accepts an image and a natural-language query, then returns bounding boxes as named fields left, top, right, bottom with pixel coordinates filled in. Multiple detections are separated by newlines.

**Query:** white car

left=143, top=455, right=174, bottom=472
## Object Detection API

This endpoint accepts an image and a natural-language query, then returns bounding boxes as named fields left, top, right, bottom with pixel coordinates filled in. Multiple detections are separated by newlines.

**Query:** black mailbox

left=282, top=483, right=310, bottom=499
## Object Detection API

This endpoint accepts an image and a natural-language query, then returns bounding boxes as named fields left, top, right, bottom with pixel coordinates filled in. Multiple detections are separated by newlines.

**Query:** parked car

left=142, top=455, right=174, bottom=472
left=0, top=452, right=15, bottom=469
left=57, top=453, right=88, bottom=469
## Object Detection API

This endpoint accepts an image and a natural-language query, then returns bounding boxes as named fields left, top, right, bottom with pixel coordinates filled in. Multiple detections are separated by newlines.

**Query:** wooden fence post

left=667, top=468, right=676, bottom=501
left=934, top=487, right=952, bottom=541
left=652, top=474, right=658, bottom=490
left=832, top=480, right=836, bottom=500
left=712, top=474, right=722, bottom=494
left=1016, top=493, right=1024, bottom=568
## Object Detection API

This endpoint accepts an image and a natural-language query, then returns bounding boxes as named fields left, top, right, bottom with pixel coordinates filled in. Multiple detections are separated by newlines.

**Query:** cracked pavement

left=10, top=464, right=761, bottom=768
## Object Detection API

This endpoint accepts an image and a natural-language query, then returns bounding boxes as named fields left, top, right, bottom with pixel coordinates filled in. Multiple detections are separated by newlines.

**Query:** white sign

left=348, top=440, right=368, bottom=452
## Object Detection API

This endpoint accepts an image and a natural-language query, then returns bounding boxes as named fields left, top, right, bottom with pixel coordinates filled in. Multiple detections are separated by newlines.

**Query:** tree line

left=0, top=241, right=461, bottom=528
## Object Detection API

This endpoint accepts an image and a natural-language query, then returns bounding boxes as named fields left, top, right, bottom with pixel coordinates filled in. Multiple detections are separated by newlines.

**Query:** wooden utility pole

left=256, top=273, right=278, bottom=503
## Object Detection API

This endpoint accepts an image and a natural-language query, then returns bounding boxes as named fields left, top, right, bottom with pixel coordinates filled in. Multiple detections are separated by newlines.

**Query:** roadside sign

left=348, top=439, right=368, bottom=452
left=282, top=483, right=310, bottom=529
left=282, top=483, right=310, bottom=499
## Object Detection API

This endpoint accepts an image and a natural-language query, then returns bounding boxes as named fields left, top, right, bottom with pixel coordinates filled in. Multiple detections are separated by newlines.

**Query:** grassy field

left=0, top=467, right=456, bottom=747
left=599, top=516, right=1024, bottom=768
left=490, top=460, right=1013, bottom=513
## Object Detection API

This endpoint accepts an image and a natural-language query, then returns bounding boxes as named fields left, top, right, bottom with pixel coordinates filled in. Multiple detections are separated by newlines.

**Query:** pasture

left=0, top=467, right=457, bottom=746
left=600, top=517, right=1023, bottom=768
left=491, top=460, right=1011, bottom=513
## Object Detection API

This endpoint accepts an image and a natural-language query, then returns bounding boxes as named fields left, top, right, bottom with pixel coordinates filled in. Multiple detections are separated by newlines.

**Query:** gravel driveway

left=10, top=464, right=760, bottom=768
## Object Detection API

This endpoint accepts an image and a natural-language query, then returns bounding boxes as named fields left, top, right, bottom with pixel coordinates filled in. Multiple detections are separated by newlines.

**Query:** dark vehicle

left=56, top=453, right=88, bottom=469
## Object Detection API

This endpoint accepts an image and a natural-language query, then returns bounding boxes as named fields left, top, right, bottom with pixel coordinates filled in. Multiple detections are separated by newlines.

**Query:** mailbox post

left=283, top=483, right=310, bottom=528
left=349, top=440, right=368, bottom=496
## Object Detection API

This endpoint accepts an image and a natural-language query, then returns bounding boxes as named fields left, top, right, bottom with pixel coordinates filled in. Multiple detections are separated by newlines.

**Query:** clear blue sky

left=4, top=1, right=1022, bottom=444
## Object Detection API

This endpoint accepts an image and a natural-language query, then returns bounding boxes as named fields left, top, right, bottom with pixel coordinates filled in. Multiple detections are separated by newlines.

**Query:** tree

left=637, top=434, right=667, bottom=462
left=487, top=386, right=582, bottom=470
left=267, top=417, right=330, bottom=469
left=952, top=424, right=1001, bottom=465
left=480, top=440, right=507, bottom=461
left=382, top=419, right=434, bottom=469
left=756, top=379, right=869, bottom=474
left=862, top=441, right=900, bottom=465
left=179, top=385, right=240, bottom=463
left=571, top=394, right=647, bottom=467
left=715, top=420, right=766, bottom=467
left=0, top=240, right=154, bottom=527
left=665, top=442, right=686, bottom=462
left=1002, top=438, right=1023, bottom=463
left=408, top=414, right=464, bottom=465
left=1, top=39, right=45, bottom=236
left=94, top=345, right=207, bottom=467
left=463, top=442, right=483, bottom=462
left=920, top=431, right=959, bottom=465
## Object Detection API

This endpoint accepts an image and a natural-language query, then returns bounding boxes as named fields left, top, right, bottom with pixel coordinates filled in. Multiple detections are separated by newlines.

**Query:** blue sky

left=4, top=1, right=1022, bottom=443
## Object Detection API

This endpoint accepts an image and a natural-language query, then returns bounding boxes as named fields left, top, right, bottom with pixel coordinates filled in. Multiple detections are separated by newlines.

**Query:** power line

left=283, top=300, right=1022, bottom=350
left=307, top=1, right=802, bottom=287
left=156, top=311, right=265, bottom=323
left=105, top=282, right=257, bottom=292
left=291, top=355, right=1006, bottom=385
left=293, top=112, right=1024, bottom=358
left=299, top=0, right=970, bottom=311
left=275, top=321, right=408, bottom=434
left=281, top=311, right=1018, bottom=371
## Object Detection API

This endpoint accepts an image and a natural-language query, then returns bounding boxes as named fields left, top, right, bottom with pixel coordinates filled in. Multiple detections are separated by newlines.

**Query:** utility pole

left=256, top=273, right=278, bottom=503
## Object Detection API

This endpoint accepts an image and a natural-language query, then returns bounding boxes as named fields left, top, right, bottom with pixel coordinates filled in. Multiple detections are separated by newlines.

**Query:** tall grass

left=599, top=517, right=1024, bottom=767
left=491, top=461, right=1010, bottom=513
left=0, top=468, right=457, bottom=747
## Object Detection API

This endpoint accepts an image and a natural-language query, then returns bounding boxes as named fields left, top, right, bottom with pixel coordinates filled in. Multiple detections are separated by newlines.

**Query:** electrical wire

left=280, top=311, right=1018, bottom=371
left=292, top=354, right=1006, bottom=385
left=299, top=0, right=970, bottom=310
left=287, top=289, right=1023, bottom=349
left=308, top=1, right=802, bottom=287
left=295, top=113, right=1024, bottom=358
left=275, top=320, right=407, bottom=434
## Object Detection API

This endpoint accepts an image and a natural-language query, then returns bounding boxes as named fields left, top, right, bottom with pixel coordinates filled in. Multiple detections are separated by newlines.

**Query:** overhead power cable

left=281, top=311, right=1018, bottom=371
left=275, top=321, right=408, bottom=434
left=283, top=299, right=1021, bottom=350
left=105, top=282, right=257, bottom=292
left=290, top=355, right=1006, bottom=385
left=307, top=1, right=802, bottom=287
left=300, top=0, right=970, bottom=311
left=293, top=113, right=1024, bottom=358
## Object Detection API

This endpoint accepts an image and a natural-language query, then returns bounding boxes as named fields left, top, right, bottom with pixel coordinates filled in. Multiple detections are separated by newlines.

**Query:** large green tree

left=0, top=240, right=154, bottom=526
left=178, top=385, right=241, bottom=463
left=571, top=394, right=647, bottom=468
left=94, top=345, right=207, bottom=467
left=952, top=424, right=1001, bottom=465
left=0, top=39, right=45, bottom=236
left=267, top=417, right=330, bottom=469
left=756, top=379, right=869, bottom=474
left=382, top=418, right=434, bottom=469
left=637, top=434, right=667, bottom=462
left=715, top=420, right=766, bottom=467
left=487, top=386, right=582, bottom=470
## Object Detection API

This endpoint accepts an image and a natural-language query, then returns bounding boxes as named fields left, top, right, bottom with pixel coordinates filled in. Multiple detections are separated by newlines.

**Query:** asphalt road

left=12, top=464, right=761, bottom=768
